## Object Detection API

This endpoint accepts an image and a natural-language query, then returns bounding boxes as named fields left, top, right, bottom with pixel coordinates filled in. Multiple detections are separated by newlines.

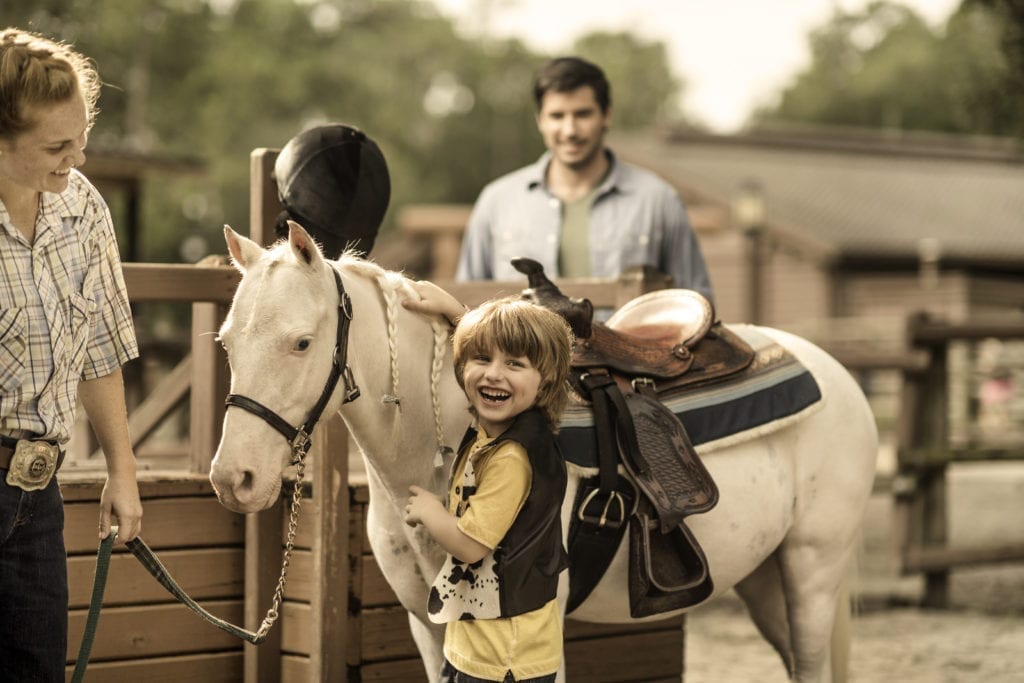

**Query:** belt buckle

left=5, top=440, right=59, bottom=492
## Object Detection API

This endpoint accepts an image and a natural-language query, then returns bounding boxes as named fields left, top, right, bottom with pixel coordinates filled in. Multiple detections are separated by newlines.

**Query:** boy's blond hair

left=453, top=297, right=573, bottom=430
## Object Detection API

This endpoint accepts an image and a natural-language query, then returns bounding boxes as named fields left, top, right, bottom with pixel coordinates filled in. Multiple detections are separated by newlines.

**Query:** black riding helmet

left=273, top=123, right=390, bottom=257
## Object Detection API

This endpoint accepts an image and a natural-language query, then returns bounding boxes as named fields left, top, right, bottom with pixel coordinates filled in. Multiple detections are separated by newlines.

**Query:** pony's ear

left=287, top=219, right=324, bottom=267
left=224, top=225, right=264, bottom=272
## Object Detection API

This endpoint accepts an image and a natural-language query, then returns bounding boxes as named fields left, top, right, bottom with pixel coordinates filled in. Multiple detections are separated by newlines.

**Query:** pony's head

left=210, top=220, right=349, bottom=512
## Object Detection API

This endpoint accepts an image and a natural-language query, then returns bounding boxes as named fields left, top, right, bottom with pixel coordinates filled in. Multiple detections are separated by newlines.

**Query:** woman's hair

left=453, top=297, right=574, bottom=430
left=0, top=28, right=100, bottom=140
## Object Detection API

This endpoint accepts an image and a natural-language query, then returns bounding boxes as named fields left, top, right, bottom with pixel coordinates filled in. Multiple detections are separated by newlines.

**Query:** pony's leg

left=733, top=551, right=794, bottom=677
left=407, top=612, right=445, bottom=682
left=778, top=540, right=855, bottom=682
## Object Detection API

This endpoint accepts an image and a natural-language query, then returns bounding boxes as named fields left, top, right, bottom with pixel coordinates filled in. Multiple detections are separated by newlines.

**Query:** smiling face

left=0, top=92, right=88, bottom=200
left=462, top=345, right=543, bottom=437
left=535, top=85, right=610, bottom=173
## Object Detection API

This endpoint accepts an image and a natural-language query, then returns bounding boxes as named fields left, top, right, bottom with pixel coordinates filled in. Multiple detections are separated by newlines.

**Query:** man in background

left=456, top=56, right=713, bottom=302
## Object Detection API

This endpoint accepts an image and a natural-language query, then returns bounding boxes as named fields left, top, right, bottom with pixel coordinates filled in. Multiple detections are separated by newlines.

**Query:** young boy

left=405, top=296, right=573, bottom=683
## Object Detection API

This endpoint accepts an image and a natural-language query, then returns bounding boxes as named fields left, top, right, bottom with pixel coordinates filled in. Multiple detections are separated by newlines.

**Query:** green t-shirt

left=557, top=185, right=602, bottom=277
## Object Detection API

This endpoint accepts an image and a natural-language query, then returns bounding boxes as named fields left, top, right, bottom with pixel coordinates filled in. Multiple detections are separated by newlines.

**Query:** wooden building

left=611, top=125, right=1024, bottom=336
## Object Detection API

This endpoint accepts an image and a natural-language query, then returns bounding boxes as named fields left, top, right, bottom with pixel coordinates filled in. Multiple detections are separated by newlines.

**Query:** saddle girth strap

left=566, top=364, right=719, bottom=617
left=565, top=369, right=633, bottom=614
left=580, top=370, right=623, bottom=494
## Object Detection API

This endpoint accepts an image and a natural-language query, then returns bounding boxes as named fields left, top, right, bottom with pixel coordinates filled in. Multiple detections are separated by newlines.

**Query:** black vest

left=454, top=408, right=569, bottom=617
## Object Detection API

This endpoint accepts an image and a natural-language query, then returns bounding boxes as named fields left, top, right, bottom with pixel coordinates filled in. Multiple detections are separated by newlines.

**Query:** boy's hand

left=405, top=484, right=443, bottom=527
left=401, top=280, right=468, bottom=327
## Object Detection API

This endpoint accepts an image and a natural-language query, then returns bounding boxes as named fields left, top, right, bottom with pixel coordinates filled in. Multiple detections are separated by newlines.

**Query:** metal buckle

left=5, top=440, right=59, bottom=492
left=342, top=366, right=361, bottom=403
left=340, top=291, right=353, bottom=320
left=631, top=376, right=657, bottom=392
left=577, top=488, right=627, bottom=529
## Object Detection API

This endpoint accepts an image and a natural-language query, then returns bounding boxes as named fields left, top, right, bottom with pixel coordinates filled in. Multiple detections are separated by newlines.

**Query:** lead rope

left=70, top=525, right=117, bottom=683
left=71, top=448, right=307, bottom=682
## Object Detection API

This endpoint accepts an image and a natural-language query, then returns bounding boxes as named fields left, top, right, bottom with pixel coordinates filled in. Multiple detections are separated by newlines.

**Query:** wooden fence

left=893, top=313, right=1024, bottom=607
left=65, top=145, right=1024, bottom=678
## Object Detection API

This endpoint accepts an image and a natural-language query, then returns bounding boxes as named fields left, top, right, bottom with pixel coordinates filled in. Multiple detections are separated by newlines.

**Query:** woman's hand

left=100, top=467, right=143, bottom=542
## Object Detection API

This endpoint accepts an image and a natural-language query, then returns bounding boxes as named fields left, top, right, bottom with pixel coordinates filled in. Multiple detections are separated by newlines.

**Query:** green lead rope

left=71, top=525, right=272, bottom=682
left=122, top=534, right=267, bottom=643
left=70, top=526, right=118, bottom=683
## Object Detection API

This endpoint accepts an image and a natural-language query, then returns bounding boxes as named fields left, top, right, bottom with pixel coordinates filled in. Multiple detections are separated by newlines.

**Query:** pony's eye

left=295, top=338, right=311, bottom=352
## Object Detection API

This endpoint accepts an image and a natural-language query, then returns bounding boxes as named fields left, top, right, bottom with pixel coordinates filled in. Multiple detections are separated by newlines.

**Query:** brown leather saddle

left=513, top=258, right=754, bottom=617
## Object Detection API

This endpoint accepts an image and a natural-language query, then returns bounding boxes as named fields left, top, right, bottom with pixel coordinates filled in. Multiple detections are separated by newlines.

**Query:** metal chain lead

left=255, top=443, right=307, bottom=640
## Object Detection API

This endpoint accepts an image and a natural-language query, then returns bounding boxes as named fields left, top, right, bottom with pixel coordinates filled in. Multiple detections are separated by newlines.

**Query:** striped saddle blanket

left=556, top=324, right=824, bottom=468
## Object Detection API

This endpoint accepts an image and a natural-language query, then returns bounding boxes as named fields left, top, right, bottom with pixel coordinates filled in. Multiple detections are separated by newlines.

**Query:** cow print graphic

left=427, top=450, right=503, bottom=623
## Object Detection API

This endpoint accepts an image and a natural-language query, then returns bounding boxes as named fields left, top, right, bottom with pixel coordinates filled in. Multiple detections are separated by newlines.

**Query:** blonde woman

left=0, top=27, right=142, bottom=681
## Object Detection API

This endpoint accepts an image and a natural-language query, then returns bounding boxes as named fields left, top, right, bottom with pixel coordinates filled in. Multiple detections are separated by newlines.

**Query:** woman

left=0, top=27, right=143, bottom=681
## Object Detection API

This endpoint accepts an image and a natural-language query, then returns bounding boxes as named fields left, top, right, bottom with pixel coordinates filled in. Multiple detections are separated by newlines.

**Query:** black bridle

left=224, top=267, right=361, bottom=460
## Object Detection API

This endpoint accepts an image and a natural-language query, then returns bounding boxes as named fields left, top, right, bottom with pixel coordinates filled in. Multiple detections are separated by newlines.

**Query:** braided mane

left=335, top=253, right=452, bottom=464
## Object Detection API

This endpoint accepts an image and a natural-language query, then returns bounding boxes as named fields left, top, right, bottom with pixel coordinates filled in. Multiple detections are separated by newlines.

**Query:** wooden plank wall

left=62, top=473, right=684, bottom=682
left=281, top=480, right=685, bottom=683
left=62, top=474, right=246, bottom=682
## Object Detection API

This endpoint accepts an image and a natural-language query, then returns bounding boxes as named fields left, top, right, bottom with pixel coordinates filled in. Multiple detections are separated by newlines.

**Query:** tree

left=1, top=0, right=684, bottom=266
left=752, top=0, right=1024, bottom=138
left=967, top=0, right=1024, bottom=137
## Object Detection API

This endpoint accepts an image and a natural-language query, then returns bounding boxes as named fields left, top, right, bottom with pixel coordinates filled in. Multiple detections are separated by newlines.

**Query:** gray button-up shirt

left=456, top=150, right=713, bottom=302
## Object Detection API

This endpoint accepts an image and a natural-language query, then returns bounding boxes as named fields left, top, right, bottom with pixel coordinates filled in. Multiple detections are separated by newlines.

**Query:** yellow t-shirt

left=442, top=430, right=563, bottom=680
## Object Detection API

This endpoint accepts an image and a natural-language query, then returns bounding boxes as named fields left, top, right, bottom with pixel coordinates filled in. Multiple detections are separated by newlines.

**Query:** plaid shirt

left=0, top=170, right=138, bottom=444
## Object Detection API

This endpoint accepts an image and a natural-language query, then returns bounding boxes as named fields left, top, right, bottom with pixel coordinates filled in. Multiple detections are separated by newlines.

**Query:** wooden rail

left=124, top=263, right=239, bottom=302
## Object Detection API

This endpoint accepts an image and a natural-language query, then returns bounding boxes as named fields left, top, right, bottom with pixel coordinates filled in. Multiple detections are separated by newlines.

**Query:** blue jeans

left=0, top=475, right=68, bottom=682
left=440, top=660, right=557, bottom=683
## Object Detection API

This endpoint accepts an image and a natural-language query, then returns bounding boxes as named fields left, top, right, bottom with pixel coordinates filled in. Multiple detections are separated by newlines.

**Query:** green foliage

left=572, top=31, right=683, bottom=129
left=753, top=0, right=1024, bottom=137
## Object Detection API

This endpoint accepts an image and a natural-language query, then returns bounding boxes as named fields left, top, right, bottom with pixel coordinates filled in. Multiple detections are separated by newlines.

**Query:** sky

left=428, top=0, right=962, bottom=132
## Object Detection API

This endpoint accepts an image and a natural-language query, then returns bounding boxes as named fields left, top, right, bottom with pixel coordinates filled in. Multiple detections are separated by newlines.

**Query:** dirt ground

left=682, top=461, right=1024, bottom=682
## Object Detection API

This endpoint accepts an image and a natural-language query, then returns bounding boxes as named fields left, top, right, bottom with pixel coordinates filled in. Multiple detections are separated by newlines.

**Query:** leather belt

left=0, top=435, right=23, bottom=469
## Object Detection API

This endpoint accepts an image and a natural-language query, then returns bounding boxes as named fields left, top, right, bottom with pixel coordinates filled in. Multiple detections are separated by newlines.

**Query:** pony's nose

left=210, top=464, right=255, bottom=508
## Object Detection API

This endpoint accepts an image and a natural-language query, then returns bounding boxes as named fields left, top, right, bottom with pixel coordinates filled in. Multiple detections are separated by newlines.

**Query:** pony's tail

left=830, top=575, right=852, bottom=683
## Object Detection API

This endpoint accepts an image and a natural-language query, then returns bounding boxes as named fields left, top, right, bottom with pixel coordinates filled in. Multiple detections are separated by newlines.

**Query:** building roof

left=612, top=125, right=1024, bottom=271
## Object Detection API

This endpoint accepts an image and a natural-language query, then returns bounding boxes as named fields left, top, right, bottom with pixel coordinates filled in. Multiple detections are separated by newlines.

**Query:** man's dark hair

left=532, top=56, right=611, bottom=113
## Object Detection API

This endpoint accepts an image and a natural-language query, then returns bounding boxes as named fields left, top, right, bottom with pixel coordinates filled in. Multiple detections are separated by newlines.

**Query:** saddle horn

left=511, top=257, right=594, bottom=339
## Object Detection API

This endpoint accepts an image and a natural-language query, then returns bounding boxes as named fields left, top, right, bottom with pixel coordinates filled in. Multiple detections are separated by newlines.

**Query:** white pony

left=210, top=223, right=877, bottom=683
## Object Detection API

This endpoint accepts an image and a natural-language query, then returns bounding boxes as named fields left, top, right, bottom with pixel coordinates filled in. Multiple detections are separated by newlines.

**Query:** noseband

left=224, top=267, right=361, bottom=460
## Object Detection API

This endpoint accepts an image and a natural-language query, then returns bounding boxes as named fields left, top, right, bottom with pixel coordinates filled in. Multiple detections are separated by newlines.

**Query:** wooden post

left=897, top=313, right=950, bottom=607
left=244, top=146, right=287, bottom=682
left=244, top=499, right=283, bottom=683
left=309, top=416, right=351, bottom=681
left=189, top=302, right=229, bottom=473
left=250, top=148, right=281, bottom=246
